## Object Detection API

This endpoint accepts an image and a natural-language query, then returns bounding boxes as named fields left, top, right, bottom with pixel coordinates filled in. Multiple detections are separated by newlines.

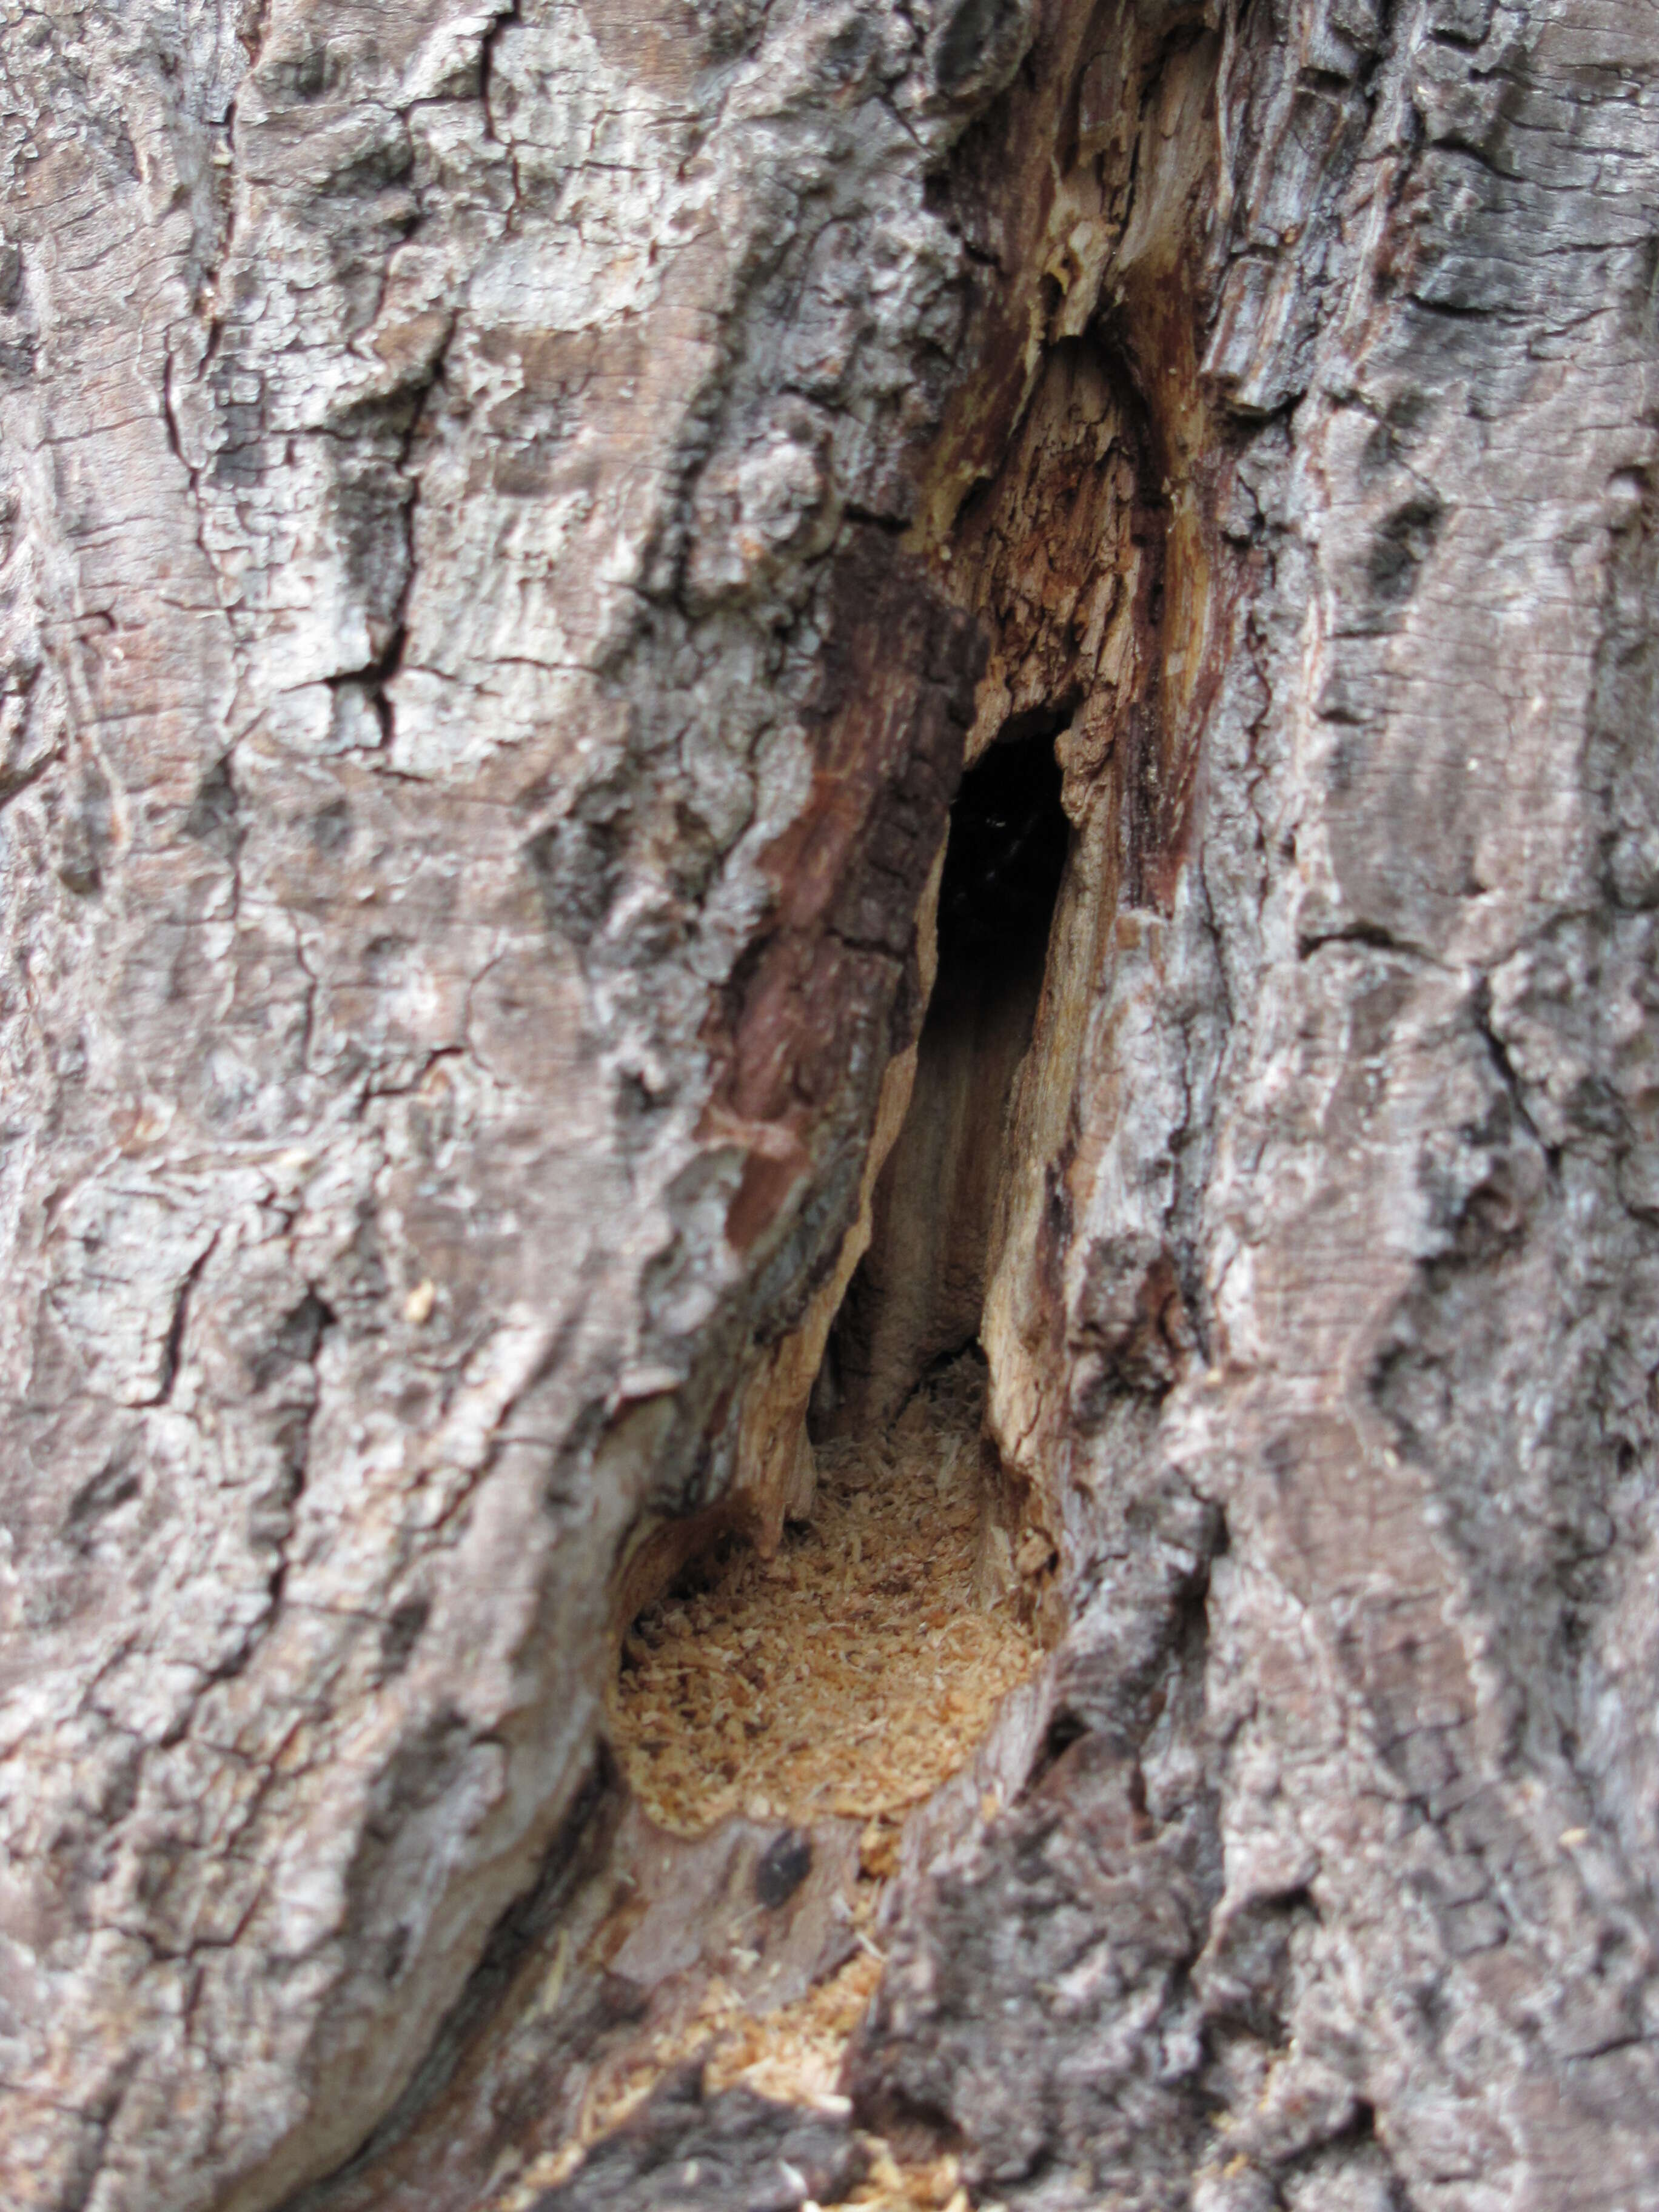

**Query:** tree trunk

left=2, top=1, right=1657, bottom=2207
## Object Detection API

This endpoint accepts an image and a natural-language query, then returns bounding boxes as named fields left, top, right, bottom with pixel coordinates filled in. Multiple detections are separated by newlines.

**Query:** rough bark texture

left=1, top=1, right=1657, bottom=2209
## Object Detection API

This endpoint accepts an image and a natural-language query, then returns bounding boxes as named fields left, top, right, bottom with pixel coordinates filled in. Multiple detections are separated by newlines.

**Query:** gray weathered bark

left=2, top=0, right=1658, bottom=2207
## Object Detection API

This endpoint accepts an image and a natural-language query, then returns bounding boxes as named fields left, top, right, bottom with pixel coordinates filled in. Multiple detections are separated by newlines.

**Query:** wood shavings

left=607, top=1364, right=1039, bottom=1842
left=501, top=1948, right=890, bottom=2208
left=845, top=2144, right=970, bottom=2210
left=705, top=1949, right=886, bottom=2104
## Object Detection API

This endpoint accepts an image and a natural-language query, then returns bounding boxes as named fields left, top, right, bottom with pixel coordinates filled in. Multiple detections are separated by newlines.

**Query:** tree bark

left=2, top=1, right=1657, bottom=2208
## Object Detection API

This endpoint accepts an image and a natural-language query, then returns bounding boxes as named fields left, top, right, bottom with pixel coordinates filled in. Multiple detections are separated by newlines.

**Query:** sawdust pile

left=608, top=1357, right=1039, bottom=1858
left=583, top=1354, right=1041, bottom=2206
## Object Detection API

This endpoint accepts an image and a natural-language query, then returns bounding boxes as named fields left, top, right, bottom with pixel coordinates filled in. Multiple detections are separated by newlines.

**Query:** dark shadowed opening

left=813, top=722, right=1070, bottom=1439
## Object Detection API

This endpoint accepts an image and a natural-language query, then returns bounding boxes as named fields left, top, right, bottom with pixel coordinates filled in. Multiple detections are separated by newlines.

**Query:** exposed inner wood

left=710, top=853, right=945, bottom=1564
left=817, top=732, right=1070, bottom=1440
left=540, top=312, right=1140, bottom=2212
left=566, top=717, right=1078, bottom=2192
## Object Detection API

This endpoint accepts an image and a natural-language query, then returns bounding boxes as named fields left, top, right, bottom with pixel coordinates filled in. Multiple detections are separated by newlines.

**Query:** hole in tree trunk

left=812, top=719, right=1071, bottom=1445
left=595, top=725, right=1070, bottom=2127
left=611, top=721, right=1070, bottom=1835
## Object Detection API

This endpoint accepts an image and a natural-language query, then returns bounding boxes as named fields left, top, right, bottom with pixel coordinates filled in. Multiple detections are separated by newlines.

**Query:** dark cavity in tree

left=815, top=721, right=1071, bottom=1439
left=936, top=714, right=1071, bottom=971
